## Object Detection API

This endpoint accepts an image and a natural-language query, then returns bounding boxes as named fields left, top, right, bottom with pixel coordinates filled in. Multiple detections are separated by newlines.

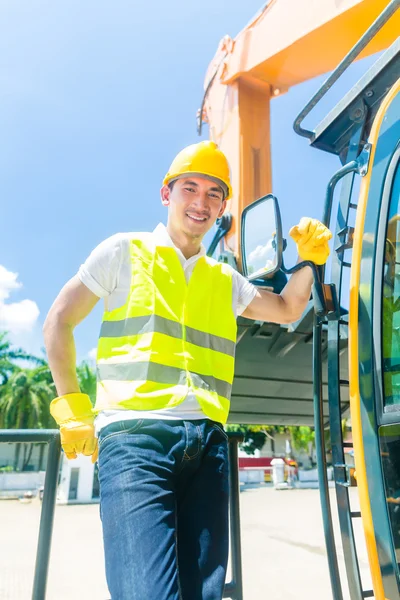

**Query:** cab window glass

left=379, top=424, right=400, bottom=564
left=382, top=161, right=400, bottom=409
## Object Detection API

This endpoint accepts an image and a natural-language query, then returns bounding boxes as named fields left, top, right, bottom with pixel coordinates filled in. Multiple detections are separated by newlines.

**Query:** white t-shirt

left=78, top=223, right=257, bottom=433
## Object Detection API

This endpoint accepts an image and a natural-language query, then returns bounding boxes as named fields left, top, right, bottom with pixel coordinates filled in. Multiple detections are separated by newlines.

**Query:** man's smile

left=186, top=212, right=209, bottom=223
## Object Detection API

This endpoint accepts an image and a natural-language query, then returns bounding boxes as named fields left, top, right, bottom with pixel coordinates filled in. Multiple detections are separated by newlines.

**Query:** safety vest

left=94, top=234, right=237, bottom=424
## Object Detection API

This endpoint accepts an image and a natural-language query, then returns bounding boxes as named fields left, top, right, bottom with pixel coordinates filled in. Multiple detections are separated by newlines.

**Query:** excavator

left=1, top=1, right=399, bottom=598
left=200, top=0, right=400, bottom=599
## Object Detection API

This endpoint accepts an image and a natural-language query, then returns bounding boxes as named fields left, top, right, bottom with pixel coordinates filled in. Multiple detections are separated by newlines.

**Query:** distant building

left=0, top=428, right=317, bottom=502
left=57, top=454, right=99, bottom=504
left=0, top=442, right=49, bottom=472
left=0, top=442, right=99, bottom=503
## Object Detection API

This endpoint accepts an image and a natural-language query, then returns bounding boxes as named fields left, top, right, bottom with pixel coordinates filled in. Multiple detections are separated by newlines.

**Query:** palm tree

left=0, top=331, right=46, bottom=384
left=0, top=366, right=55, bottom=470
left=77, top=361, right=97, bottom=406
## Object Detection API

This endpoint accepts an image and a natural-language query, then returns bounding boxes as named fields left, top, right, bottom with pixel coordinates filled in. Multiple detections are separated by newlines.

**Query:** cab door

left=350, top=77, right=400, bottom=599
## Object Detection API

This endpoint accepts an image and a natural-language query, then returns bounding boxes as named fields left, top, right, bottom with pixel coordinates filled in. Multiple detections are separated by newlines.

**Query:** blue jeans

left=98, top=418, right=230, bottom=600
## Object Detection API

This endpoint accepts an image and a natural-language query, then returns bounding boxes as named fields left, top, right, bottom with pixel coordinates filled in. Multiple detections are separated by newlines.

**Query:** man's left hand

left=289, top=217, right=332, bottom=265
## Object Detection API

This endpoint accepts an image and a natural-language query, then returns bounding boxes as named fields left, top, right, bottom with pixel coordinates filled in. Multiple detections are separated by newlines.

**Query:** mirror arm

left=281, top=258, right=339, bottom=318
left=207, top=212, right=233, bottom=257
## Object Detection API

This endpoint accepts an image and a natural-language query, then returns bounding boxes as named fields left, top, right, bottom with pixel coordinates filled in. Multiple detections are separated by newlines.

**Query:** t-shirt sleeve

left=232, top=269, right=258, bottom=316
left=77, top=234, right=124, bottom=298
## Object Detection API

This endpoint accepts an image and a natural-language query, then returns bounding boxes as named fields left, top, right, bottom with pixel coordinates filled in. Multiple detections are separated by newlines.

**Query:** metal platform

left=228, top=307, right=349, bottom=425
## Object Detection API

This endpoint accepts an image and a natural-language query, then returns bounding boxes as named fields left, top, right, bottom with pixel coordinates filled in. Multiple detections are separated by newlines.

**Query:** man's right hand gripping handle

left=50, top=393, right=98, bottom=463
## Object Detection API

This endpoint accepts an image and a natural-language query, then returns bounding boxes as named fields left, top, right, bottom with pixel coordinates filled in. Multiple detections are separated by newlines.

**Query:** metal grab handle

left=279, top=155, right=364, bottom=316
left=293, top=0, right=400, bottom=139
left=313, top=317, right=344, bottom=600
left=281, top=258, right=337, bottom=317
left=207, top=212, right=233, bottom=257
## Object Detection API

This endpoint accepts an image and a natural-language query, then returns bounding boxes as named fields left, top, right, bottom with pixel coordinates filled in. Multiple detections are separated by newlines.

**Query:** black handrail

left=207, top=212, right=233, bottom=258
left=223, top=433, right=244, bottom=600
left=293, top=0, right=400, bottom=139
left=0, top=430, right=61, bottom=600
left=313, top=316, right=344, bottom=600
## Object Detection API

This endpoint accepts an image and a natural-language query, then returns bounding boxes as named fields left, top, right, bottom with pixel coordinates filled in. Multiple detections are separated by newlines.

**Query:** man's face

left=161, top=177, right=227, bottom=239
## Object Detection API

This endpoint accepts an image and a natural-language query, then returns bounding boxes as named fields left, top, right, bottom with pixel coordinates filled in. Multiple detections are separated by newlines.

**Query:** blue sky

left=0, top=1, right=379, bottom=362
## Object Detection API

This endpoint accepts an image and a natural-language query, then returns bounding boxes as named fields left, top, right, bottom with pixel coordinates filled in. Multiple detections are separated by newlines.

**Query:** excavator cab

left=236, top=44, right=400, bottom=600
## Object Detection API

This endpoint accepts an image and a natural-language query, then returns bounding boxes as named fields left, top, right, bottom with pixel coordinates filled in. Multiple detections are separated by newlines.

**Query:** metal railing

left=293, top=0, right=400, bottom=139
left=223, top=433, right=244, bottom=600
left=1, top=429, right=245, bottom=600
left=0, top=430, right=61, bottom=600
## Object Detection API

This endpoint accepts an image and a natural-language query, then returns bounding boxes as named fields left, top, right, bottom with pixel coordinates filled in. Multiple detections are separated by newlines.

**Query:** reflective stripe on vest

left=95, top=234, right=237, bottom=424
left=99, top=315, right=236, bottom=357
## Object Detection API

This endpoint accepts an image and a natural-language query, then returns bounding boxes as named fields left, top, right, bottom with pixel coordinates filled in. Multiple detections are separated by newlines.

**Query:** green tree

left=0, top=366, right=55, bottom=470
left=225, top=424, right=266, bottom=455
left=77, top=361, right=97, bottom=405
left=226, top=423, right=318, bottom=461
left=0, top=331, right=44, bottom=384
left=226, top=424, right=287, bottom=456
left=289, top=426, right=315, bottom=465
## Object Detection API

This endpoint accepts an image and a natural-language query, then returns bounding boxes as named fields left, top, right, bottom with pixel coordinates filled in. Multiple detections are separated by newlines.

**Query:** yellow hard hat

left=163, top=141, right=232, bottom=200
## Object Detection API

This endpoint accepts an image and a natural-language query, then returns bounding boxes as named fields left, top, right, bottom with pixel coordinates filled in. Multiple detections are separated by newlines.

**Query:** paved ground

left=0, top=485, right=373, bottom=599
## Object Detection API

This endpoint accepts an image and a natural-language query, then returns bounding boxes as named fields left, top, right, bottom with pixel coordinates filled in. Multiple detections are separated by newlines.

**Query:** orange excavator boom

left=199, top=0, right=400, bottom=259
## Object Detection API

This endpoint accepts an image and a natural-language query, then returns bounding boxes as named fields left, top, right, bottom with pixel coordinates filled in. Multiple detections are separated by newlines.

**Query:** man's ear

left=217, top=199, right=227, bottom=218
left=160, top=185, right=170, bottom=207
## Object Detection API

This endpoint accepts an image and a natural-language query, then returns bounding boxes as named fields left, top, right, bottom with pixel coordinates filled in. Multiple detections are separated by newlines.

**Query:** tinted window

left=382, top=161, right=400, bottom=409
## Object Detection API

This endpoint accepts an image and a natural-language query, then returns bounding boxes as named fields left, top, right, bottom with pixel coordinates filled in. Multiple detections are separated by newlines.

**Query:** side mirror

left=241, top=194, right=283, bottom=281
left=241, top=194, right=338, bottom=317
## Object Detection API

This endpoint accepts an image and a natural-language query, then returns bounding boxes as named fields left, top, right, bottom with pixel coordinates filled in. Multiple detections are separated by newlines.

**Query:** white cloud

left=248, top=239, right=274, bottom=263
left=247, top=239, right=276, bottom=274
left=0, top=265, right=22, bottom=301
left=0, top=265, right=39, bottom=334
left=88, top=347, right=97, bottom=362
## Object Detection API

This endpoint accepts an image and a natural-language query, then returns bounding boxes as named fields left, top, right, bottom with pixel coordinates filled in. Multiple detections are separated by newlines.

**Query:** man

left=44, top=140, right=331, bottom=600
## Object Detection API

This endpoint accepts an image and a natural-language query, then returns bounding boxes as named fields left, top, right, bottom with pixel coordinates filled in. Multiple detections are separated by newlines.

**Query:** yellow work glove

left=50, top=393, right=98, bottom=463
left=289, top=217, right=332, bottom=265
